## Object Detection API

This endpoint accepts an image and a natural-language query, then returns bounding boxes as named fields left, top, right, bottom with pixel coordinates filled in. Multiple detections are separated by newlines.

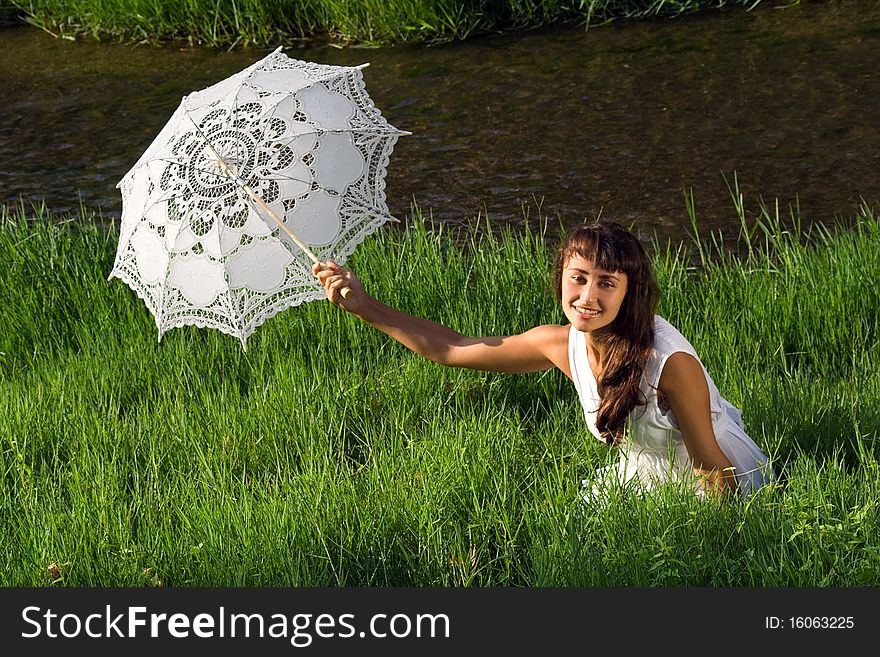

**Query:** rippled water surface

left=2, top=2, right=878, bottom=242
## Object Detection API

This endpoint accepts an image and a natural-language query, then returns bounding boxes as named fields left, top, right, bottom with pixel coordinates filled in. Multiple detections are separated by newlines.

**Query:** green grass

left=1, top=195, right=878, bottom=587
left=9, top=0, right=766, bottom=47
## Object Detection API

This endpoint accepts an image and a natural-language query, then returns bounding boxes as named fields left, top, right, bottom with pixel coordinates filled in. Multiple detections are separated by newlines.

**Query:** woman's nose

left=580, top=282, right=595, bottom=302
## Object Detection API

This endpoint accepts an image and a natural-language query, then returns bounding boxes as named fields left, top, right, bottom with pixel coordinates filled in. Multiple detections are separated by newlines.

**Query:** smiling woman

left=314, top=221, right=776, bottom=503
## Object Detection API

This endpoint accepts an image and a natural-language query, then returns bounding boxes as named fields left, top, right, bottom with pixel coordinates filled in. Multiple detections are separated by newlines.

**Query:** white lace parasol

left=109, top=46, right=408, bottom=348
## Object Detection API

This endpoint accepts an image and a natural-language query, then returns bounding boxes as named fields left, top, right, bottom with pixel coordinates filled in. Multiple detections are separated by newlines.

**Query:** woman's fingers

left=312, top=260, right=361, bottom=307
left=328, top=275, right=347, bottom=294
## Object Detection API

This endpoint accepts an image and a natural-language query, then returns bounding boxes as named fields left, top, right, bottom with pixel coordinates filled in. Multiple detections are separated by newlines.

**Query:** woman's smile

left=571, top=304, right=601, bottom=319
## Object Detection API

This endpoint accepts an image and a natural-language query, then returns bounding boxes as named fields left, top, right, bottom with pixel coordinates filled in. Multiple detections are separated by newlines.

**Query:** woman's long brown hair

left=554, top=222, right=659, bottom=446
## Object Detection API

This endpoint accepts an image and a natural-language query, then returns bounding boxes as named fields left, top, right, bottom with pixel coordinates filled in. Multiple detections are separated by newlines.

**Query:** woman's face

left=560, top=254, right=629, bottom=333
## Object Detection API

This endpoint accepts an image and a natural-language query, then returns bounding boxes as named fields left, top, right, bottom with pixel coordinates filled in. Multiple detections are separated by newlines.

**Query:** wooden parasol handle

left=207, top=143, right=352, bottom=299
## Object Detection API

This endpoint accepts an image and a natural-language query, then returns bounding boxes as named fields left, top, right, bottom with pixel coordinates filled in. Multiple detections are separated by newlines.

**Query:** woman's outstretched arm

left=313, top=260, right=570, bottom=376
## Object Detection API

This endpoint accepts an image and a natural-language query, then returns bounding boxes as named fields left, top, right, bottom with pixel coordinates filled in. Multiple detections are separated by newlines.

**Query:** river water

left=1, top=2, right=878, bottom=243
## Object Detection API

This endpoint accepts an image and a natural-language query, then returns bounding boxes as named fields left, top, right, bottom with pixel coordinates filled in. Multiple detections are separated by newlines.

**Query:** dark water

left=1, top=2, right=879, bottom=243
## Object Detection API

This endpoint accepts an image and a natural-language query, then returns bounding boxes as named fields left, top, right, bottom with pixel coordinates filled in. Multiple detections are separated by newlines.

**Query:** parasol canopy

left=109, top=46, right=408, bottom=348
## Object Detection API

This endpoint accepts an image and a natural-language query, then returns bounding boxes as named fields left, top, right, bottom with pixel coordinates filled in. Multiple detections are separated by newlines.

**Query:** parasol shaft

left=243, top=183, right=318, bottom=263
left=203, top=142, right=319, bottom=263
left=205, top=141, right=351, bottom=297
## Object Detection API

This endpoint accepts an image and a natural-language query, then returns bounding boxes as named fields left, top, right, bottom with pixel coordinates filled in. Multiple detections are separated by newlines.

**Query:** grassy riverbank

left=1, top=200, right=878, bottom=586
left=9, top=0, right=766, bottom=46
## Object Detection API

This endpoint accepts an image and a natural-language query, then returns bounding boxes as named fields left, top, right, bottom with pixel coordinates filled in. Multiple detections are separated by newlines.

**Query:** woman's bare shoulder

left=524, top=323, right=572, bottom=376
left=525, top=323, right=570, bottom=342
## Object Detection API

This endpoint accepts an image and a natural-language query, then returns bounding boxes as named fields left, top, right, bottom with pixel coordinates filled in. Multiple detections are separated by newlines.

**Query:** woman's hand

left=312, top=260, right=367, bottom=314
left=693, top=465, right=737, bottom=498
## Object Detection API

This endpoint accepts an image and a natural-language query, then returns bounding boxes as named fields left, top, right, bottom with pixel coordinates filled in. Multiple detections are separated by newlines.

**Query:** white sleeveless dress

left=568, top=315, right=774, bottom=501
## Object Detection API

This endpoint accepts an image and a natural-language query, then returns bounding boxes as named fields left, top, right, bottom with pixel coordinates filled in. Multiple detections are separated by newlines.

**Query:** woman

left=313, top=221, right=774, bottom=500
